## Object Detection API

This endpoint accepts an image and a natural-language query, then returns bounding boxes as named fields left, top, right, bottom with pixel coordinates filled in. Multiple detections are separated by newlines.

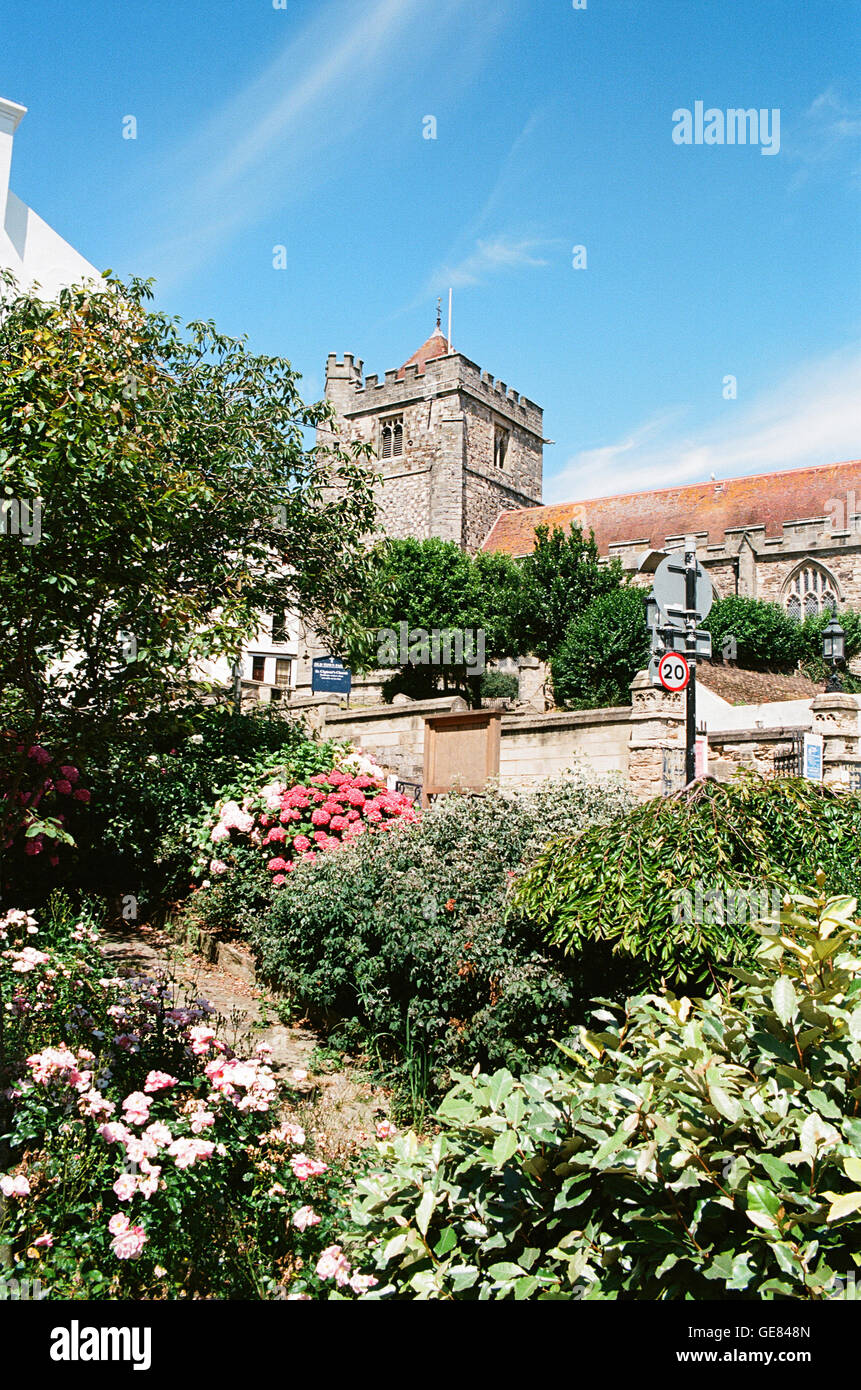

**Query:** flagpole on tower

left=447, top=288, right=452, bottom=353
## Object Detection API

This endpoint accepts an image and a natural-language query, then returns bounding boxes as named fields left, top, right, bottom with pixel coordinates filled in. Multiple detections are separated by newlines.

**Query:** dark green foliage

left=249, top=775, right=635, bottom=1105
left=479, top=669, right=520, bottom=700
left=341, top=885, right=861, bottom=1301
left=705, top=595, right=861, bottom=673
left=0, top=271, right=377, bottom=855
left=550, top=587, right=650, bottom=708
left=513, top=523, right=624, bottom=662
left=362, top=536, right=523, bottom=706
left=510, top=774, right=861, bottom=988
left=73, top=707, right=323, bottom=912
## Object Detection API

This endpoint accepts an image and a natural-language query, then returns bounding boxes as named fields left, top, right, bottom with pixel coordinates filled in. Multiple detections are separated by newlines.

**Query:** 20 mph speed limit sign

left=657, top=652, right=690, bottom=692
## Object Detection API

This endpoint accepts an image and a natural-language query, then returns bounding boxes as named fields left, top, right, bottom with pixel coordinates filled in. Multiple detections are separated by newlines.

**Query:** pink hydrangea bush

left=0, top=908, right=379, bottom=1300
left=198, top=757, right=419, bottom=887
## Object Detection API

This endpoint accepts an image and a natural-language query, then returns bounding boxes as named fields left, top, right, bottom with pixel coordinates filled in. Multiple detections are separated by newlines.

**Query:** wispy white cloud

left=787, top=87, right=861, bottom=188
left=428, top=233, right=553, bottom=291
left=131, top=0, right=472, bottom=288
left=545, top=346, right=861, bottom=503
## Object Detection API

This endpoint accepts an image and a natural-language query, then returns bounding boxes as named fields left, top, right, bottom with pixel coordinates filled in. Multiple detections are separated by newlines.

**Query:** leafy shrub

left=513, top=522, right=624, bottom=662
left=337, top=881, right=861, bottom=1300
left=480, top=670, right=520, bottom=701
left=0, top=903, right=371, bottom=1300
left=705, top=595, right=861, bottom=673
left=510, top=774, right=861, bottom=988
left=797, top=609, right=861, bottom=689
left=550, top=588, right=650, bottom=709
left=185, top=748, right=410, bottom=937
left=0, top=743, right=89, bottom=899
left=73, top=707, right=331, bottom=911
left=250, top=773, right=636, bottom=1106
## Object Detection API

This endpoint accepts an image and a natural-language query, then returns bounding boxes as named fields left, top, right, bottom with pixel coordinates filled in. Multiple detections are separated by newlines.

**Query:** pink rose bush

left=0, top=741, right=91, bottom=870
left=197, top=756, right=419, bottom=887
left=0, top=906, right=381, bottom=1301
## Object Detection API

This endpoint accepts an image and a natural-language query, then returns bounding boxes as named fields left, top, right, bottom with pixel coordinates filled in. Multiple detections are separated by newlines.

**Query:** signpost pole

left=684, top=536, right=697, bottom=785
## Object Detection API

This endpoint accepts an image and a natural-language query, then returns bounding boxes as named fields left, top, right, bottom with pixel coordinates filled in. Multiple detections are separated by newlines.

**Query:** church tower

left=319, top=320, right=544, bottom=552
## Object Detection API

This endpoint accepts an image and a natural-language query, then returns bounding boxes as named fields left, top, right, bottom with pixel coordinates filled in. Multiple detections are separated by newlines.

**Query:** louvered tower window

left=380, top=415, right=404, bottom=459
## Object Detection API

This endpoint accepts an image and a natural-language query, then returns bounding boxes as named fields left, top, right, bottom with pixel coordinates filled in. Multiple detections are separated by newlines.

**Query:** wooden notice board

left=422, top=709, right=502, bottom=807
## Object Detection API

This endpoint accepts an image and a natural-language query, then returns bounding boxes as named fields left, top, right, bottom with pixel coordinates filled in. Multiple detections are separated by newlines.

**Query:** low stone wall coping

left=323, top=696, right=467, bottom=725
left=500, top=706, right=631, bottom=734
left=708, top=726, right=808, bottom=745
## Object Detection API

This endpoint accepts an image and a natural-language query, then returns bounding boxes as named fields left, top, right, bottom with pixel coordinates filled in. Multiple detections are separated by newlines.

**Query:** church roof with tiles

left=481, top=459, right=861, bottom=555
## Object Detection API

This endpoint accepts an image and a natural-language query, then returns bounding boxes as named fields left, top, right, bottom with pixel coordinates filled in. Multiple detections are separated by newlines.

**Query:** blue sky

left=3, top=0, right=860, bottom=501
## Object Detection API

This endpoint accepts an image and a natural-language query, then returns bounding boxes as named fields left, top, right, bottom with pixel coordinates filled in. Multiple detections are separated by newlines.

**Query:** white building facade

left=0, top=96, right=100, bottom=297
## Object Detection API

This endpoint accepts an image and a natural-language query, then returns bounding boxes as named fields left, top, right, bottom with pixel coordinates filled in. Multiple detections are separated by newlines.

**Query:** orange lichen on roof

left=481, top=460, right=861, bottom=556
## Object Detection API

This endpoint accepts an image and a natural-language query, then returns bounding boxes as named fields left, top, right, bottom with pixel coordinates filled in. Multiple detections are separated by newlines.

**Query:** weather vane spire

left=436, top=296, right=442, bottom=331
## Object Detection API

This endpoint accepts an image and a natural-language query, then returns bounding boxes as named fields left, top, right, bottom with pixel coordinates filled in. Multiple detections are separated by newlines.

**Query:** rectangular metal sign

left=311, top=656, right=352, bottom=695
left=803, top=732, right=824, bottom=782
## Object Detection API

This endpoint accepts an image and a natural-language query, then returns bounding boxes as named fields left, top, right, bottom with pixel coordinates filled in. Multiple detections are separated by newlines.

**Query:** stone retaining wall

left=268, top=684, right=861, bottom=800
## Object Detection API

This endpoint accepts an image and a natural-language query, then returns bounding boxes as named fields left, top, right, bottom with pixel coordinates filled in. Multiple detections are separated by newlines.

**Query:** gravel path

left=98, top=920, right=391, bottom=1157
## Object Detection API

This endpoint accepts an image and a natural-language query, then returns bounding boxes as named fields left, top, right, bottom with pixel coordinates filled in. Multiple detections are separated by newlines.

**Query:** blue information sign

left=803, top=733, right=823, bottom=782
left=311, top=656, right=352, bottom=695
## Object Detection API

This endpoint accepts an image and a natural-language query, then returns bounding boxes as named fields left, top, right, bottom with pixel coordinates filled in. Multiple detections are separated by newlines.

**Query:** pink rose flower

left=0, top=1174, right=30, bottom=1198
left=108, top=1214, right=148, bottom=1260
left=188, top=1025, right=218, bottom=1056
left=292, top=1205, right=321, bottom=1231
left=315, top=1245, right=352, bottom=1286
left=112, top=1173, right=138, bottom=1202
left=290, top=1153, right=328, bottom=1181
left=167, top=1137, right=215, bottom=1169
left=349, top=1273, right=379, bottom=1295
left=143, top=1121, right=173, bottom=1149
left=121, top=1091, right=153, bottom=1126
left=143, top=1070, right=178, bottom=1094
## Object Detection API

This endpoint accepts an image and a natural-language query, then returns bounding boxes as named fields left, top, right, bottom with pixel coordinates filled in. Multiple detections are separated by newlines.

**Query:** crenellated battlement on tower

left=327, top=345, right=543, bottom=436
left=321, top=329, right=545, bottom=551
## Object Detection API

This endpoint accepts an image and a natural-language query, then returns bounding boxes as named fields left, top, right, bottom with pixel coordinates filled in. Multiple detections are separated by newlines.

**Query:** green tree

left=704, top=595, right=807, bottom=669
left=704, top=594, right=861, bottom=675
left=550, top=586, right=650, bottom=708
left=0, top=271, right=377, bottom=857
left=513, top=522, right=623, bottom=661
left=361, top=536, right=523, bottom=706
